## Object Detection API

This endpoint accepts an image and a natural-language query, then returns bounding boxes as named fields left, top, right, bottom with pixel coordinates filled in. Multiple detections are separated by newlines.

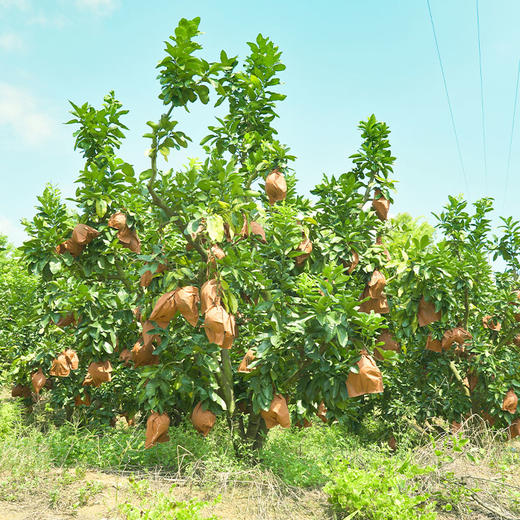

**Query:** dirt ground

left=0, top=469, right=331, bottom=520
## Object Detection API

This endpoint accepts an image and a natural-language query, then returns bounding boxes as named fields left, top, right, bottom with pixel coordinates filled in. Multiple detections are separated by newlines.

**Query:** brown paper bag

left=347, top=250, right=359, bottom=274
left=502, top=389, right=518, bottom=413
left=238, top=349, right=255, bottom=373
left=174, top=286, right=200, bottom=327
left=295, top=237, right=312, bottom=265
left=131, top=340, right=160, bottom=367
left=426, top=334, right=442, bottom=353
left=374, top=330, right=399, bottom=360
left=191, top=402, right=216, bottom=436
left=74, top=393, right=91, bottom=407
left=359, top=287, right=389, bottom=314
left=261, top=395, right=291, bottom=429
left=149, top=291, right=177, bottom=323
left=119, top=348, right=132, bottom=366
left=372, top=190, right=390, bottom=220
left=71, top=224, right=100, bottom=246
left=346, top=352, right=384, bottom=398
left=367, top=271, right=386, bottom=298
left=509, top=418, right=520, bottom=439
left=482, top=315, right=501, bottom=331
left=317, top=401, right=327, bottom=423
left=140, top=263, right=167, bottom=288
left=204, top=304, right=230, bottom=346
left=265, top=169, right=287, bottom=204
left=108, top=212, right=127, bottom=230
left=64, top=349, right=79, bottom=370
left=201, top=279, right=220, bottom=314
left=145, top=412, right=170, bottom=448
left=50, top=353, right=71, bottom=377
left=441, top=328, right=472, bottom=351
left=31, top=368, right=47, bottom=395
left=82, top=361, right=112, bottom=387
left=56, top=238, right=84, bottom=257
left=11, top=385, right=31, bottom=398
left=418, top=297, right=441, bottom=327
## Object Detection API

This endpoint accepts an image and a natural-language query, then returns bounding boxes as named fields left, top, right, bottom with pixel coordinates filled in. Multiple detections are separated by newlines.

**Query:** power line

left=503, top=60, right=520, bottom=212
left=476, top=0, right=488, bottom=191
left=426, top=0, right=469, bottom=195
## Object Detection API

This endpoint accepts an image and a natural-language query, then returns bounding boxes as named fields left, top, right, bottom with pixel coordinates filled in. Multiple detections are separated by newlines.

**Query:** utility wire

left=503, top=60, right=520, bottom=211
left=426, top=0, right=469, bottom=195
left=476, top=0, right=488, bottom=191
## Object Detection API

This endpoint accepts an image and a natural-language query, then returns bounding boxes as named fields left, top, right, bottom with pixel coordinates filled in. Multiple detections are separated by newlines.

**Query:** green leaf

left=206, top=214, right=224, bottom=242
left=49, top=261, right=61, bottom=274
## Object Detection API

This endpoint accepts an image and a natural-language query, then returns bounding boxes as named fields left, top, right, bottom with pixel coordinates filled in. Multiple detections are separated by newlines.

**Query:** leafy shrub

left=119, top=479, right=219, bottom=520
left=324, top=457, right=436, bottom=520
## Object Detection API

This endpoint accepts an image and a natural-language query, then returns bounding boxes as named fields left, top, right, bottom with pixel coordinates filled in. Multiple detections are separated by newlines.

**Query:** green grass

left=4, top=395, right=520, bottom=519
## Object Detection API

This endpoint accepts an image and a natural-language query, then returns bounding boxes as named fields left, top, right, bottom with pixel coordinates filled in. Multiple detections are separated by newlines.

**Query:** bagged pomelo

left=204, top=304, right=236, bottom=347
left=131, top=340, right=160, bottom=367
left=191, top=402, right=216, bottom=436
left=222, top=312, right=236, bottom=349
left=56, top=238, right=83, bottom=257
left=141, top=319, right=168, bottom=348
left=108, top=211, right=127, bottom=230
left=109, top=212, right=141, bottom=253
left=117, top=225, right=141, bottom=253
left=210, top=245, right=226, bottom=260
left=119, top=348, right=132, bottom=366
left=71, top=223, right=99, bottom=246
left=346, top=249, right=359, bottom=274
left=140, top=263, right=167, bottom=288
left=372, top=189, right=390, bottom=220
left=174, top=286, right=200, bottom=327
left=418, top=297, right=441, bottom=327
left=441, top=328, right=472, bottom=351
left=317, top=401, right=327, bottom=423
left=50, top=353, right=71, bottom=377
left=74, top=393, right=91, bottom=406
left=56, top=313, right=77, bottom=328
left=295, top=236, right=312, bottom=265
left=50, top=349, right=79, bottom=377
left=261, top=395, right=291, bottom=429
left=241, top=215, right=267, bottom=243
left=31, top=368, right=46, bottom=395
left=82, top=361, right=112, bottom=387
left=201, top=279, right=220, bottom=314
left=265, top=169, right=287, bottom=204
left=502, top=389, right=518, bottom=413
left=509, top=418, right=520, bottom=439
left=64, top=349, right=79, bottom=370
left=482, top=315, right=501, bottom=331
left=11, top=385, right=31, bottom=398
left=375, top=235, right=391, bottom=261
left=238, top=349, right=255, bottom=373
left=145, top=412, right=170, bottom=448
left=426, top=334, right=442, bottom=353
left=367, top=271, right=386, bottom=298
left=359, top=287, right=389, bottom=314
left=149, top=291, right=177, bottom=323
left=346, top=352, right=383, bottom=398
left=374, top=330, right=399, bottom=360
left=250, top=221, right=267, bottom=242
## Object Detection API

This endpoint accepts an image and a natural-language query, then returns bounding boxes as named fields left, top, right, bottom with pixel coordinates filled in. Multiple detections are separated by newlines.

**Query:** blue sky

left=1, top=0, right=520, bottom=245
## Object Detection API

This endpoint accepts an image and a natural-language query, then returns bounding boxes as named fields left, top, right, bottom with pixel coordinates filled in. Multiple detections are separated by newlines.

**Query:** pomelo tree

left=18, top=17, right=395, bottom=451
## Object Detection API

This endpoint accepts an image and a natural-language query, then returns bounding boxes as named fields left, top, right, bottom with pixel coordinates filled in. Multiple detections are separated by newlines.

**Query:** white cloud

left=0, top=0, right=29, bottom=9
left=0, top=216, right=27, bottom=246
left=0, top=32, right=23, bottom=51
left=28, top=12, right=68, bottom=28
left=0, top=83, right=55, bottom=145
left=76, top=0, right=118, bottom=15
